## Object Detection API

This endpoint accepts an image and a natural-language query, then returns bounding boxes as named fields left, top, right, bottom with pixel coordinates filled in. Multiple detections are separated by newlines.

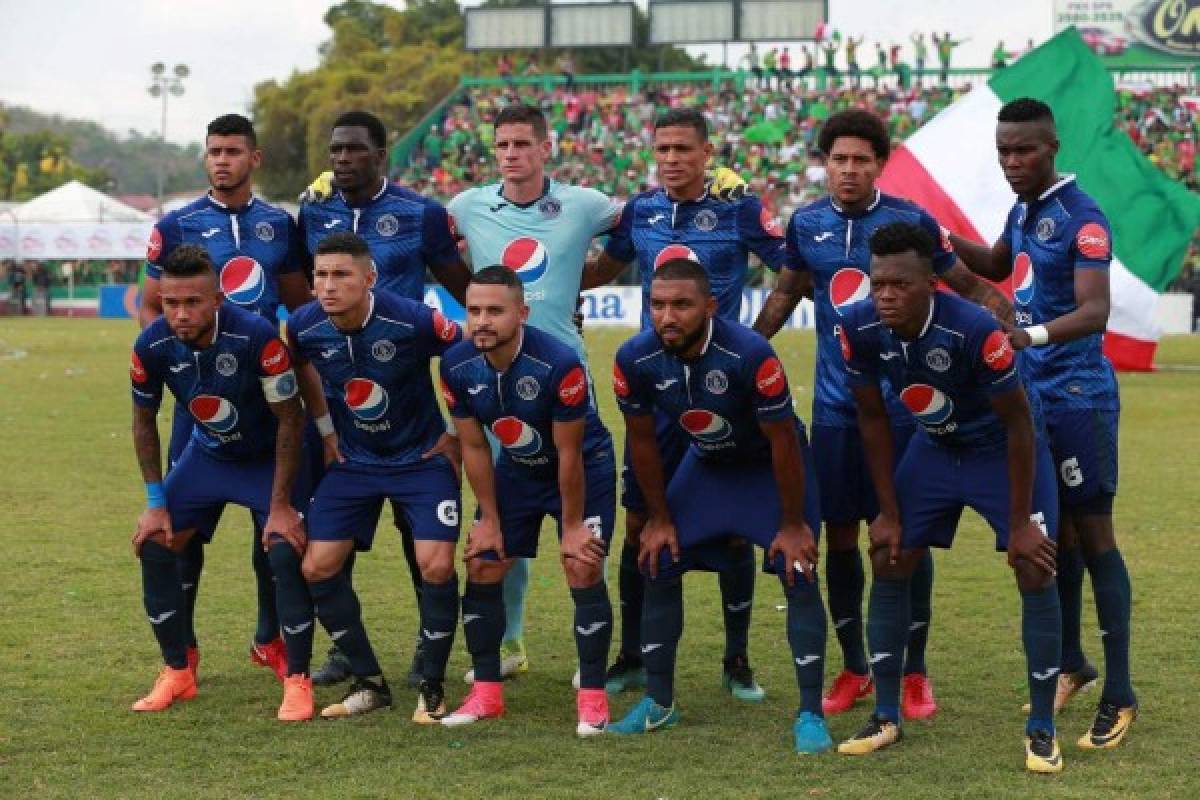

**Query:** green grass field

left=1, top=319, right=1198, bottom=799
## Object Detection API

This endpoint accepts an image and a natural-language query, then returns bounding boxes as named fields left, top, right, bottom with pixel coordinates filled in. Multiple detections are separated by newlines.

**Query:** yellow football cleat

left=837, top=713, right=902, bottom=755
left=1025, top=730, right=1064, bottom=774
left=1021, top=663, right=1098, bottom=713
left=1077, top=701, right=1137, bottom=749
left=412, top=680, right=447, bottom=724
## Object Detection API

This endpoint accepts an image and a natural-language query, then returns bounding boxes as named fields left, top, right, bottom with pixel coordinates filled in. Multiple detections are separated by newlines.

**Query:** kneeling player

left=608, top=259, right=831, bottom=753
left=129, top=245, right=314, bottom=720
left=837, top=222, right=1064, bottom=773
left=439, top=266, right=616, bottom=735
left=289, top=232, right=464, bottom=720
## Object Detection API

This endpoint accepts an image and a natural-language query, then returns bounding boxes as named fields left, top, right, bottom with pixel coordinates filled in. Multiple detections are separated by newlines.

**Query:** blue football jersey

left=614, top=316, right=799, bottom=464
left=131, top=303, right=298, bottom=461
left=1001, top=176, right=1119, bottom=411
left=603, top=189, right=786, bottom=329
left=440, top=324, right=613, bottom=479
left=298, top=181, right=461, bottom=301
left=841, top=292, right=1021, bottom=451
left=145, top=194, right=304, bottom=322
left=787, top=190, right=957, bottom=427
left=286, top=289, right=461, bottom=467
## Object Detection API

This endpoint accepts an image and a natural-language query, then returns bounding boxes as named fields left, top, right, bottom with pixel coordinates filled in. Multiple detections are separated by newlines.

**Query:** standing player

left=129, top=245, right=315, bottom=721
left=438, top=266, right=616, bottom=734
left=609, top=260, right=830, bottom=753
left=837, top=222, right=1063, bottom=773
left=139, top=113, right=312, bottom=683
left=288, top=232, right=463, bottom=720
left=950, top=98, right=1136, bottom=748
left=298, top=111, right=472, bottom=689
left=752, top=109, right=1015, bottom=719
left=583, top=108, right=787, bottom=700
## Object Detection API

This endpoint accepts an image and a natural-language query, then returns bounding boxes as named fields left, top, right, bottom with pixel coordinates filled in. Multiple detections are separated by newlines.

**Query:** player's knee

left=563, top=557, right=602, bottom=588
left=166, top=529, right=196, bottom=554
left=869, top=547, right=919, bottom=580
left=826, top=522, right=860, bottom=552
left=419, top=557, right=456, bottom=585
left=1012, top=558, right=1054, bottom=592
left=302, top=551, right=343, bottom=583
left=466, top=558, right=506, bottom=584
left=624, top=514, right=646, bottom=549
left=1073, top=513, right=1116, bottom=560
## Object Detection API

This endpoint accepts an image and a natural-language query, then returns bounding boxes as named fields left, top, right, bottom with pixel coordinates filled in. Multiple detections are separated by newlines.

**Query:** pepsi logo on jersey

left=830, top=268, right=871, bottom=316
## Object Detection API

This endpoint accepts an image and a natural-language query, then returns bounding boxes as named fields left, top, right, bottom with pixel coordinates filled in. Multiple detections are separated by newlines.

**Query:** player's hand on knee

left=867, top=513, right=903, bottom=566
left=769, top=522, right=818, bottom=587
left=264, top=503, right=307, bottom=556
left=423, top=432, right=462, bottom=478
left=465, top=516, right=505, bottom=562
left=561, top=521, right=605, bottom=567
left=638, top=516, right=679, bottom=579
left=322, top=432, right=345, bottom=467
left=1007, top=518, right=1056, bottom=575
left=707, top=166, right=747, bottom=202
left=298, top=171, right=334, bottom=205
left=132, top=507, right=173, bottom=557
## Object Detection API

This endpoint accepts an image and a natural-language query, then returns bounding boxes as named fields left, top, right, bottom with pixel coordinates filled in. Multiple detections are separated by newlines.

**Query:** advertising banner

left=1054, top=1, right=1200, bottom=64
left=0, top=222, right=153, bottom=260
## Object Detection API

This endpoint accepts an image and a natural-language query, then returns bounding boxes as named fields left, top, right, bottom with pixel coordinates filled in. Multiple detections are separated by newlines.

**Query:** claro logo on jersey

left=439, top=377, right=457, bottom=409
left=837, top=326, right=853, bottom=362
left=613, top=363, right=630, bottom=398
left=259, top=339, right=291, bottom=375
left=189, top=395, right=240, bottom=436
left=558, top=366, right=587, bottom=407
left=221, top=256, right=266, bottom=305
left=830, top=268, right=871, bottom=316
left=900, top=384, right=955, bottom=428
left=680, top=409, right=734, bottom=445
left=654, top=244, right=699, bottom=270
left=1012, top=252, right=1035, bottom=306
left=1075, top=223, right=1110, bottom=260
left=146, top=227, right=163, bottom=262
left=760, top=208, right=783, bottom=237
left=432, top=310, right=459, bottom=343
left=755, top=357, right=787, bottom=398
left=344, top=378, right=390, bottom=431
left=492, top=416, right=546, bottom=463
left=130, top=351, right=148, bottom=383
left=502, top=237, right=549, bottom=283
left=982, top=330, right=1014, bottom=372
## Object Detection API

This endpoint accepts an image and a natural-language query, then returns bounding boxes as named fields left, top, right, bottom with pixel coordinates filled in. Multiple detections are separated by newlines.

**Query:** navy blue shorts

left=621, top=410, right=688, bottom=514
left=164, top=442, right=311, bottom=543
left=811, top=422, right=916, bottom=526
left=1043, top=408, right=1119, bottom=513
left=476, top=448, right=617, bottom=560
left=307, top=457, right=460, bottom=550
left=894, top=433, right=1059, bottom=552
left=650, top=432, right=822, bottom=580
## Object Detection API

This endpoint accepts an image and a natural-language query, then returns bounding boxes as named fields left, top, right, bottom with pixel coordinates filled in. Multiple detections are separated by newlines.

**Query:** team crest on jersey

left=538, top=196, right=562, bottom=219
left=516, top=375, right=540, bottom=401
left=653, top=244, right=699, bottom=269
left=255, top=221, right=275, bottom=242
left=925, top=347, right=952, bottom=372
left=345, top=378, right=389, bottom=420
left=1012, top=252, right=1035, bottom=305
left=693, top=209, right=718, bottom=232
left=491, top=416, right=543, bottom=457
left=216, top=353, right=238, bottom=376
left=375, top=213, right=400, bottom=237
left=829, top=268, right=871, bottom=316
left=502, top=237, right=549, bottom=283
left=1035, top=217, right=1055, bottom=242
left=220, top=256, right=266, bottom=305
left=901, top=384, right=954, bottom=426
left=372, top=340, right=396, bottom=362
left=680, top=409, right=733, bottom=442
left=190, top=395, right=239, bottom=433
left=705, top=369, right=728, bottom=395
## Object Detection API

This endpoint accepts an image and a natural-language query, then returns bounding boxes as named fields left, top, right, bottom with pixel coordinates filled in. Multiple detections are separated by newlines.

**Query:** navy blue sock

left=267, top=542, right=314, bottom=677
left=1087, top=548, right=1136, bottom=707
left=866, top=576, right=910, bottom=722
left=308, top=571, right=381, bottom=677
left=571, top=581, right=613, bottom=690
left=826, top=548, right=868, bottom=675
left=904, top=550, right=933, bottom=675
left=462, top=581, right=504, bottom=683
left=420, top=575, right=460, bottom=684
left=782, top=574, right=827, bottom=715
left=252, top=520, right=278, bottom=644
left=1021, top=583, right=1062, bottom=736
left=642, top=577, right=684, bottom=707
left=618, top=542, right=644, bottom=660
left=718, top=540, right=755, bottom=660
left=141, top=540, right=188, bottom=669
left=1056, top=545, right=1087, bottom=672
left=176, top=536, right=203, bottom=649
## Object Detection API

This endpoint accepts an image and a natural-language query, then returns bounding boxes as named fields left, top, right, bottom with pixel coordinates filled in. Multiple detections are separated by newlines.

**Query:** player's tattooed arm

left=942, top=261, right=1015, bottom=326
left=1011, top=268, right=1109, bottom=350
left=132, top=404, right=164, bottom=484
left=752, top=268, right=813, bottom=339
left=580, top=252, right=630, bottom=291
left=948, top=232, right=1012, bottom=282
left=264, top=394, right=307, bottom=554
left=429, top=258, right=472, bottom=306
left=850, top=383, right=903, bottom=566
left=759, top=417, right=818, bottom=586
left=458, top=416, right=505, bottom=561
left=989, top=386, right=1056, bottom=577
left=554, top=418, right=605, bottom=567
left=626, top=412, right=678, bottom=578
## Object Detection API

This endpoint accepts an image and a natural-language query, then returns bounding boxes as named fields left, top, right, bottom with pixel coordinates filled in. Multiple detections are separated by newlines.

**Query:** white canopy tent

left=0, top=181, right=154, bottom=260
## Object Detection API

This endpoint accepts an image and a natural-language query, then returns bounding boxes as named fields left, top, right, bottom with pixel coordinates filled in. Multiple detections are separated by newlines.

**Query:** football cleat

left=1077, top=700, right=1137, bottom=750
left=441, top=681, right=505, bottom=727
left=250, top=637, right=288, bottom=683
left=607, top=695, right=680, bottom=735
left=822, top=670, right=873, bottom=715
left=320, top=676, right=392, bottom=719
left=721, top=654, right=766, bottom=702
left=312, top=645, right=353, bottom=687
left=277, top=674, right=314, bottom=722
left=132, top=665, right=197, bottom=712
left=464, top=638, right=528, bottom=684
left=604, top=653, right=647, bottom=695
left=1025, top=730, right=1064, bottom=773
left=576, top=688, right=609, bottom=737
left=793, top=711, right=834, bottom=754
left=412, top=679, right=447, bottom=724
left=838, top=713, right=902, bottom=755
left=1022, top=663, right=1098, bottom=713
left=901, top=673, right=938, bottom=720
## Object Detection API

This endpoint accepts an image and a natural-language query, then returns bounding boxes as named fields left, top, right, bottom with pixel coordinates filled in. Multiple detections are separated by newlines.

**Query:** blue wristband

left=146, top=481, right=167, bottom=509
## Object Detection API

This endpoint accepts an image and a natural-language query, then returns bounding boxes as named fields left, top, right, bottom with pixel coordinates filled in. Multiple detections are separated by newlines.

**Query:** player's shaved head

left=654, top=258, right=712, bottom=295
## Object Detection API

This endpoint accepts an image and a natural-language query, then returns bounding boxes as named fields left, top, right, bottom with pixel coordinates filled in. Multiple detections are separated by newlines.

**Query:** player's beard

left=472, top=327, right=515, bottom=353
left=176, top=319, right=214, bottom=348
left=658, top=322, right=706, bottom=355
